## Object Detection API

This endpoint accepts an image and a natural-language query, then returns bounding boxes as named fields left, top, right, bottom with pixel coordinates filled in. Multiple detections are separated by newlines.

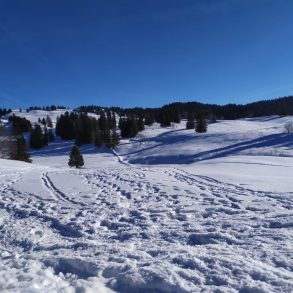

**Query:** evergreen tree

left=10, top=135, right=31, bottom=163
left=98, top=111, right=109, bottom=135
left=43, top=127, right=49, bottom=146
left=106, top=111, right=116, bottom=130
left=118, top=116, right=124, bottom=129
left=173, top=110, right=181, bottom=123
left=94, top=129, right=103, bottom=147
left=119, top=117, right=138, bottom=138
left=46, top=116, right=53, bottom=128
left=111, top=112, right=117, bottom=129
left=30, top=124, right=44, bottom=149
left=137, top=116, right=145, bottom=131
left=55, top=111, right=76, bottom=140
left=10, top=115, right=32, bottom=134
left=68, top=146, right=84, bottom=168
left=159, top=111, right=171, bottom=127
left=186, top=112, right=195, bottom=129
left=48, top=129, right=55, bottom=142
left=55, top=116, right=60, bottom=135
left=105, top=129, right=120, bottom=149
left=195, top=113, right=207, bottom=133
left=144, top=113, right=154, bottom=126
left=75, top=113, right=95, bottom=145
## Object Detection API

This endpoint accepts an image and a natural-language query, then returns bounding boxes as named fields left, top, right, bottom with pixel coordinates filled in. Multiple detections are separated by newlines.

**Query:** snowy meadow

left=0, top=111, right=293, bottom=292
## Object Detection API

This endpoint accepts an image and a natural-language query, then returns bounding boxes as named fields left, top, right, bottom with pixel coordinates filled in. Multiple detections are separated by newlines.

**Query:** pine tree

left=10, top=135, right=31, bottom=163
left=118, top=117, right=124, bottom=129
left=10, top=116, right=32, bottom=135
left=195, top=113, right=207, bottom=133
left=105, top=129, right=120, bottom=149
left=43, top=127, right=49, bottom=146
left=30, top=124, right=44, bottom=149
left=186, top=112, right=195, bottom=129
left=94, top=129, right=103, bottom=147
left=137, top=117, right=145, bottom=131
left=173, top=110, right=181, bottom=123
left=119, top=117, right=138, bottom=138
left=160, top=111, right=171, bottom=127
left=68, top=146, right=84, bottom=168
left=98, top=111, right=109, bottom=135
left=144, top=113, right=154, bottom=126
left=46, top=116, right=53, bottom=128
left=111, top=112, right=117, bottom=129
left=48, top=129, right=55, bottom=142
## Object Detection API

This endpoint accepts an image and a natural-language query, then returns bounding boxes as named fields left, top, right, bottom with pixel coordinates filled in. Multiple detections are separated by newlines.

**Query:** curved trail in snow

left=41, top=172, right=78, bottom=205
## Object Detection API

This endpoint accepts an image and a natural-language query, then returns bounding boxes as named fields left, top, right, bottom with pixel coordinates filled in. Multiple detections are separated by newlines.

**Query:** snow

left=6, top=109, right=69, bottom=126
left=0, top=115, right=293, bottom=292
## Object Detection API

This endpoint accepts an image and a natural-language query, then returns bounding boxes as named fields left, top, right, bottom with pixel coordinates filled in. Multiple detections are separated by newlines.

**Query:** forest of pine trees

left=9, top=115, right=32, bottom=135
left=27, top=105, right=67, bottom=111
left=10, top=135, right=31, bottom=163
left=78, top=96, right=293, bottom=122
left=56, top=111, right=120, bottom=149
left=30, top=125, right=45, bottom=149
left=3, top=94, right=293, bottom=164
left=0, top=108, right=12, bottom=117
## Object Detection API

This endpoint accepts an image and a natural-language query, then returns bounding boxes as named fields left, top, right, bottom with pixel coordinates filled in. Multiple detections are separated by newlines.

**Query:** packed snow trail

left=41, top=172, right=79, bottom=204
left=0, top=163, right=292, bottom=292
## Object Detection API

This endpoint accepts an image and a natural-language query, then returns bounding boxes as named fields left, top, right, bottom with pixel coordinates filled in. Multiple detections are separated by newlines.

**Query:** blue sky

left=1, top=0, right=293, bottom=108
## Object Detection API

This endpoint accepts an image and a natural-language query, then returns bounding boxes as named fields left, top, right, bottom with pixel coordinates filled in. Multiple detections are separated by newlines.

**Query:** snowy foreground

left=0, top=113, right=293, bottom=292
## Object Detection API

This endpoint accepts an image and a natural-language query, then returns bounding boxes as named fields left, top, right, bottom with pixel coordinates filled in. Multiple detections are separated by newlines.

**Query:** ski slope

left=0, top=114, right=293, bottom=292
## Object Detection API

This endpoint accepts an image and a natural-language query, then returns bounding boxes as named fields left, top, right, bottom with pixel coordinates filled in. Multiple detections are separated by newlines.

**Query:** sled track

left=41, top=172, right=78, bottom=205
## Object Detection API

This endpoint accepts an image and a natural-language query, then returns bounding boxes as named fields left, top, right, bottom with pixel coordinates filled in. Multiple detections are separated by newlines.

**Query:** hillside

left=0, top=113, right=293, bottom=292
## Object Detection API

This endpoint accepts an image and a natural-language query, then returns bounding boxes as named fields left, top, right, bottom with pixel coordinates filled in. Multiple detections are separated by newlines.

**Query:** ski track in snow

left=0, top=164, right=293, bottom=292
left=41, top=172, right=78, bottom=205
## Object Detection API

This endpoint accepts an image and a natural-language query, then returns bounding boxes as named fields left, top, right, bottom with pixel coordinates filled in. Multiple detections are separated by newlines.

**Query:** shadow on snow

left=127, top=133, right=293, bottom=165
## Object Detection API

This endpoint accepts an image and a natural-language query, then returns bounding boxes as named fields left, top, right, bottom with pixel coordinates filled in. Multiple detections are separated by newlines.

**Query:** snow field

left=0, top=162, right=292, bottom=292
left=0, top=114, right=293, bottom=292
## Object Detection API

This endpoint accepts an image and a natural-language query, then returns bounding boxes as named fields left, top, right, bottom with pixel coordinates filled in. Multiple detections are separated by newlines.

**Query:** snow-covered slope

left=117, top=116, right=293, bottom=165
left=6, top=109, right=69, bottom=125
left=0, top=115, right=293, bottom=292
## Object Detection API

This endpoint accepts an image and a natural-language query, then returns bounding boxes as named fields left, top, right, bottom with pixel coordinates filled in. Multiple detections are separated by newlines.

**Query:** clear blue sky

left=1, top=0, right=293, bottom=108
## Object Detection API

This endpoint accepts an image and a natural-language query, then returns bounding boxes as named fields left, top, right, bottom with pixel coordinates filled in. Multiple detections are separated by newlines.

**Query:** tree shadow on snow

left=30, top=138, right=111, bottom=157
left=127, top=133, right=293, bottom=165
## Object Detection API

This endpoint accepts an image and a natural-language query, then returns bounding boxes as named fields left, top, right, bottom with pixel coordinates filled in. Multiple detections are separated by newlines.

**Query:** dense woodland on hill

left=1, top=96, right=292, bottom=121
left=78, top=96, right=293, bottom=120
left=0, top=96, right=292, bottom=164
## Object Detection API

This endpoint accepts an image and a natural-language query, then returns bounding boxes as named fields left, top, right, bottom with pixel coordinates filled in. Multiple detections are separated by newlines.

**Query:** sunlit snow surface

left=0, top=113, right=293, bottom=292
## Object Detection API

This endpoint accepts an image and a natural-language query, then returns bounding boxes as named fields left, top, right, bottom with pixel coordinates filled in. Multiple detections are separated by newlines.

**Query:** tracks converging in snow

left=0, top=163, right=293, bottom=292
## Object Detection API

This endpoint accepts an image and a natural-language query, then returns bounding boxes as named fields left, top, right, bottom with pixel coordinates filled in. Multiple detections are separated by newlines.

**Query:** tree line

left=186, top=113, right=208, bottom=133
left=11, top=94, right=292, bottom=163
left=0, top=108, right=12, bottom=117
left=55, top=111, right=119, bottom=148
left=77, top=96, right=293, bottom=122
left=27, top=105, right=67, bottom=111
left=5, top=108, right=208, bottom=164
